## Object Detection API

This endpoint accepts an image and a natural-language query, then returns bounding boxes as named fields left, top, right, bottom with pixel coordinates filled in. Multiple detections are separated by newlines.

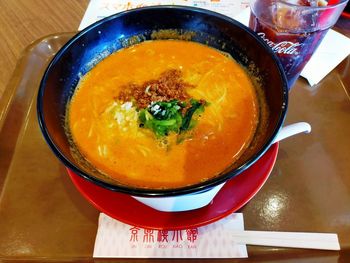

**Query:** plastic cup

left=249, top=0, right=349, bottom=89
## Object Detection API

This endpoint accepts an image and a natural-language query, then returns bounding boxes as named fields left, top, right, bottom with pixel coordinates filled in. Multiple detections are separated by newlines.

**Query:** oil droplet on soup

left=68, top=40, right=259, bottom=189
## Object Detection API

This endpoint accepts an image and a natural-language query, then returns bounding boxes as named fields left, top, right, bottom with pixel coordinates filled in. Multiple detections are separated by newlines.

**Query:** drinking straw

left=328, top=0, right=340, bottom=4
left=319, top=0, right=342, bottom=27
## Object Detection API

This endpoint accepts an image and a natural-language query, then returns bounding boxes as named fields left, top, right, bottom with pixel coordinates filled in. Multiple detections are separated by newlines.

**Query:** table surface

left=0, top=0, right=89, bottom=100
left=0, top=2, right=350, bottom=262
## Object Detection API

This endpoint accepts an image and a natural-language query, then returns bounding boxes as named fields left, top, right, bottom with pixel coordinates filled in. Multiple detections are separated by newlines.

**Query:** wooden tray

left=0, top=31, right=349, bottom=262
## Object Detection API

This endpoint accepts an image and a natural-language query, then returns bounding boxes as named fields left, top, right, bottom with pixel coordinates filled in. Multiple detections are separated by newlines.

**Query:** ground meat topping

left=117, top=69, right=193, bottom=109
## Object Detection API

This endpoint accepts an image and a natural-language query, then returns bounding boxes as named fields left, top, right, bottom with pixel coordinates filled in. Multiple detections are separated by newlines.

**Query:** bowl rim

left=37, top=5, right=288, bottom=197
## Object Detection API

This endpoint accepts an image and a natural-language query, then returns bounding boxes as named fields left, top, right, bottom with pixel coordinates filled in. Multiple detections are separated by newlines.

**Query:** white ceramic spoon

left=273, top=122, right=311, bottom=144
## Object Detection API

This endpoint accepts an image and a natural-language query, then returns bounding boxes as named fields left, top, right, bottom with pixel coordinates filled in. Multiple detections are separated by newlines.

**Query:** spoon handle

left=273, top=122, right=312, bottom=144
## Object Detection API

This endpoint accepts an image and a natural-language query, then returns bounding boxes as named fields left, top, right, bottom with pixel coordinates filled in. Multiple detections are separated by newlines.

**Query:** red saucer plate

left=67, top=143, right=279, bottom=230
left=342, top=12, right=350, bottom=19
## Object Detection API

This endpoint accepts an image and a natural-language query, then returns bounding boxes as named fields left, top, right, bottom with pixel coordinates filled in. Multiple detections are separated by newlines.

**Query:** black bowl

left=37, top=6, right=288, bottom=197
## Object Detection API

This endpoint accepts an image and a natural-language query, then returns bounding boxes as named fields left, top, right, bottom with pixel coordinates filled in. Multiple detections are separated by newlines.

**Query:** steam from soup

left=67, top=40, right=259, bottom=189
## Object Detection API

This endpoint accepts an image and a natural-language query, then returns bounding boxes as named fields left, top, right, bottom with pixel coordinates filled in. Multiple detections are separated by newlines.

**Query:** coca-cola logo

left=257, top=32, right=301, bottom=55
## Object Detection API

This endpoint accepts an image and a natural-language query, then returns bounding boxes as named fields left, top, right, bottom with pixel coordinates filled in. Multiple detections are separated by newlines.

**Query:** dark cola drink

left=249, top=11, right=328, bottom=88
left=249, top=0, right=348, bottom=89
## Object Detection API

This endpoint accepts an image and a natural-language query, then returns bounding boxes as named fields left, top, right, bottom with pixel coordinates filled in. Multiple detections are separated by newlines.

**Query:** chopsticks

left=232, top=230, right=340, bottom=251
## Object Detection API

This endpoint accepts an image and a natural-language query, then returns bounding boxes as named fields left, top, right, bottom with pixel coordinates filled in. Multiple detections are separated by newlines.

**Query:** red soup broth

left=67, top=40, right=260, bottom=189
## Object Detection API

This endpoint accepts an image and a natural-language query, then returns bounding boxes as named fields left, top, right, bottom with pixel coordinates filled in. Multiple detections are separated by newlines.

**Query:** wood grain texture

left=0, top=0, right=89, bottom=99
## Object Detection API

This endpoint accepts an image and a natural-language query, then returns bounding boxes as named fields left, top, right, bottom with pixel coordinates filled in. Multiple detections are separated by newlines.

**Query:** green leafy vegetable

left=138, top=99, right=206, bottom=138
left=180, top=99, right=205, bottom=132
